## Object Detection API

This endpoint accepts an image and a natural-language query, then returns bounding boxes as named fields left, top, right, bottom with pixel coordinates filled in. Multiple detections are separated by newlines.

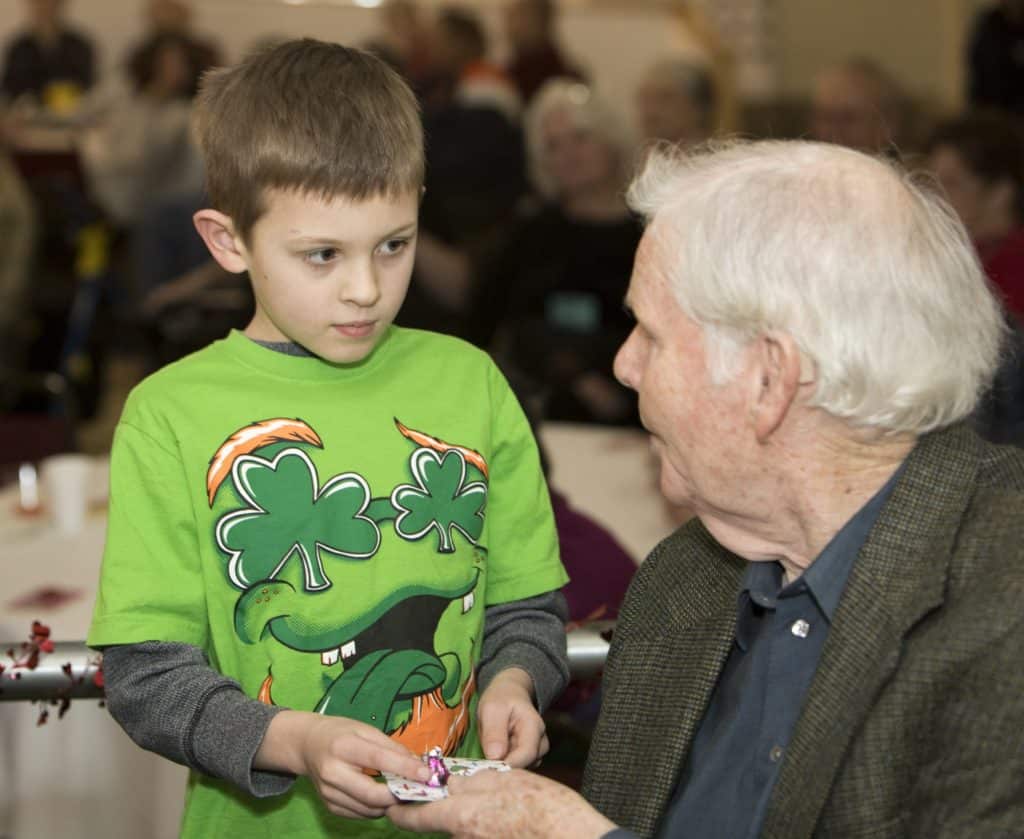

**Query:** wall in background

left=773, top=0, right=993, bottom=111
left=0, top=0, right=993, bottom=126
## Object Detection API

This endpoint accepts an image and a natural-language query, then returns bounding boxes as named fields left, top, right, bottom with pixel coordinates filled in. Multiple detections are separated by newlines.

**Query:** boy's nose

left=341, top=259, right=381, bottom=307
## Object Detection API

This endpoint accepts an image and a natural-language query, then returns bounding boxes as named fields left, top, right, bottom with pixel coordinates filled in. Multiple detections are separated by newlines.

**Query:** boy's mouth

left=334, top=321, right=376, bottom=338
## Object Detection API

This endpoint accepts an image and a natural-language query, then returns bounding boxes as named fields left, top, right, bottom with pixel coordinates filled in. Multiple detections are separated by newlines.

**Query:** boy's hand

left=256, top=710, right=430, bottom=818
left=475, top=667, right=549, bottom=768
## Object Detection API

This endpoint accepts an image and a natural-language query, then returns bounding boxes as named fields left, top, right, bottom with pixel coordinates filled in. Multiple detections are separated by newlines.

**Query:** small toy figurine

left=425, top=746, right=450, bottom=788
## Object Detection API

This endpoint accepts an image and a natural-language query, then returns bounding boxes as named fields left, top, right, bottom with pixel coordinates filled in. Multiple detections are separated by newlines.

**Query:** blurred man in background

left=503, top=0, right=583, bottom=105
left=1, top=0, right=95, bottom=107
left=967, top=0, right=1024, bottom=116
left=635, top=57, right=716, bottom=147
left=810, top=58, right=907, bottom=154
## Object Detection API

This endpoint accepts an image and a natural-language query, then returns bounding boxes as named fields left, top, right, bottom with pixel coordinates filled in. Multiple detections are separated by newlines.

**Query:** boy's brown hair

left=193, top=38, right=424, bottom=242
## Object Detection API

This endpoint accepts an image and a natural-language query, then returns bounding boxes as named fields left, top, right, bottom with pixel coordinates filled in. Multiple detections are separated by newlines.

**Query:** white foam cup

left=42, top=454, right=92, bottom=534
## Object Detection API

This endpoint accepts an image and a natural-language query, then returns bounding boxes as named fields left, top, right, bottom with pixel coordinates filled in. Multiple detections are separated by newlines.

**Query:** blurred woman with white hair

left=471, top=78, right=640, bottom=425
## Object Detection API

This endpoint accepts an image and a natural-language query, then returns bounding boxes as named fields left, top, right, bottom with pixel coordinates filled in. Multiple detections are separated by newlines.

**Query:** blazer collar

left=761, top=423, right=984, bottom=836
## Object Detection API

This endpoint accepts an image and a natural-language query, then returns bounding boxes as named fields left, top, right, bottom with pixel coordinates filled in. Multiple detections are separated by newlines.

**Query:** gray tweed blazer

left=582, top=423, right=1024, bottom=838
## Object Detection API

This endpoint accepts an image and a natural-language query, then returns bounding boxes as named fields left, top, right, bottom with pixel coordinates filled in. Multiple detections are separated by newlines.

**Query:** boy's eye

left=306, top=248, right=339, bottom=266
left=378, top=238, right=410, bottom=257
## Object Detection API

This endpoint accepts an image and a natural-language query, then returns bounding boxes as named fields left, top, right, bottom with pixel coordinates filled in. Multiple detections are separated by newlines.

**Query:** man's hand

left=254, top=710, right=430, bottom=818
left=386, top=769, right=617, bottom=838
left=476, top=667, right=548, bottom=767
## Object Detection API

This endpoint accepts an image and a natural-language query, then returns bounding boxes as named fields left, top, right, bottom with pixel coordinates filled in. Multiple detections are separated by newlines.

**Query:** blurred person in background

left=365, top=0, right=435, bottom=93
left=1, top=0, right=95, bottom=108
left=810, top=58, right=909, bottom=155
left=398, top=6, right=527, bottom=339
left=430, top=6, right=521, bottom=121
left=0, top=147, right=37, bottom=376
left=635, top=57, right=716, bottom=147
left=503, top=0, right=583, bottom=105
left=469, top=79, right=639, bottom=425
left=926, top=110, right=1024, bottom=318
left=967, top=0, right=1024, bottom=116
left=128, top=0, right=220, bottom=86
left=79, top=33, right=204, bottom=231
left=926, top=110, right=1024, bottom=445
left=75, top=33, right=208, bottom=452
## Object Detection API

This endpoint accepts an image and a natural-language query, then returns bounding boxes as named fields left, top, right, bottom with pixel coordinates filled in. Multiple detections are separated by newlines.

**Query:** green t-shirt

left=89, top=327, right=567, bottom=838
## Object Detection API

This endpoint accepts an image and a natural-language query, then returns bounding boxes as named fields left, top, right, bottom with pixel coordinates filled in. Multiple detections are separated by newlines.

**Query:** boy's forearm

left=102, top=641, right=293, bottom=797
left=478, top=590, right=570, bottom=712
left=253, top=709, right=316, bottom=775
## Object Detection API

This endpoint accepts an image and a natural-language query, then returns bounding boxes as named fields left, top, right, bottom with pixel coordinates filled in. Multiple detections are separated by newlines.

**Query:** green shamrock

left=391, top=448, right=487, bottom=553
left=215, top=448, right=380, bottom=592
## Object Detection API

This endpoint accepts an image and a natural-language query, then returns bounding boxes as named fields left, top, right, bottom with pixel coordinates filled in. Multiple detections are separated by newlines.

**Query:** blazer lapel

left=761, top=426, right=982, bottom=837
left=586, top=525, right=744, bottom=835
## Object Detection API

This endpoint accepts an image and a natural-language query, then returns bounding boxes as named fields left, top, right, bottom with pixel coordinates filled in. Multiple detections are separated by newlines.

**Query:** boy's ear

left=193, top=209, right=249, bottom=274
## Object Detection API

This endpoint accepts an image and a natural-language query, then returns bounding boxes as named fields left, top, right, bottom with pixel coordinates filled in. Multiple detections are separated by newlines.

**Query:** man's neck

left=701, top=419, right=915, bottom=583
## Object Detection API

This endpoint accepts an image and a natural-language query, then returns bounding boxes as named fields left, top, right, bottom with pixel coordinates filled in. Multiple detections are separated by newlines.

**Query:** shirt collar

left=735, top=462, right=905, bottom=645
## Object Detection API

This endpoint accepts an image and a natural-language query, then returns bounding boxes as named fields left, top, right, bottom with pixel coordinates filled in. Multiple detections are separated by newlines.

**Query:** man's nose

left=613, top=331, right=638, bottom=390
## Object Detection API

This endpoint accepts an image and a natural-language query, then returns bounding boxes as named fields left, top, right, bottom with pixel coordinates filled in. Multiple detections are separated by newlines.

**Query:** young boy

left=87, top=39, right=569, bottom=837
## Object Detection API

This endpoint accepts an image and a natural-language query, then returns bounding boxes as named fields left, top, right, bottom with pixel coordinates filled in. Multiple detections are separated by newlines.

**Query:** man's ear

left=748, top=332, right=805, bottom=443
left=193, top=209, right=249, bottom=274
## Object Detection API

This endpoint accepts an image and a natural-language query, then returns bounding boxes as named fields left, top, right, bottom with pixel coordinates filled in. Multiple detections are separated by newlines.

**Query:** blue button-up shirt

left=604, top=469, right=901, bottom=839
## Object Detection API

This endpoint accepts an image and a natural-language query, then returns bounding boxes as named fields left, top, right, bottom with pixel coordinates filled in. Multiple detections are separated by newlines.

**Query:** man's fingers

left=386, top=799, right=458, bottom=833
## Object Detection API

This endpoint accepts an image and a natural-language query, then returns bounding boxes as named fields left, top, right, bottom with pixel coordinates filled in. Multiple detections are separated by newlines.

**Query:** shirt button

left=769, top=745, right=784, bottom=762
left=791, top=619, right=810, bottom=638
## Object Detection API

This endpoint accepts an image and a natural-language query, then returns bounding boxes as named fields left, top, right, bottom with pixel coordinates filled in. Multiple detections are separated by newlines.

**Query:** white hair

left=628, top=139, right=1006, bottom=435
left=524, top=77, right=633, bottom=199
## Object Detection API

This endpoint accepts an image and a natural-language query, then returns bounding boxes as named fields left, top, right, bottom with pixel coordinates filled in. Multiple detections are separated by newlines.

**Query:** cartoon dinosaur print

left=211, top=417, right=489, bottom=756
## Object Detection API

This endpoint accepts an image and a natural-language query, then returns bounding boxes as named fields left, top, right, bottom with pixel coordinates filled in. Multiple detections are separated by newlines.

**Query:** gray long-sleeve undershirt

left=100, top=591, right=569, bottom=797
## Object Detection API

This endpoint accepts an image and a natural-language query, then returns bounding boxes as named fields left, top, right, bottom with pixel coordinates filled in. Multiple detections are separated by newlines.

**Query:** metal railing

left=0, top=623, right=613, bottom=703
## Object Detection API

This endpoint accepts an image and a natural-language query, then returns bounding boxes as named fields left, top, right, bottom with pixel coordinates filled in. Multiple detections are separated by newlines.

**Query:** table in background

left=0, top=459, right=187, bottom=839
left=539, top=422, right=682, bottom=563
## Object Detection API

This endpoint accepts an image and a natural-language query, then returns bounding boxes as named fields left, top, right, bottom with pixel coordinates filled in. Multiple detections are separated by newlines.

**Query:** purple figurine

left=425, top=746, right=449, bottom=788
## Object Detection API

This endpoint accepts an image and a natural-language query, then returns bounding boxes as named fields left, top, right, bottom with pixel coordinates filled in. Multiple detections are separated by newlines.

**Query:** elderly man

left=387, top=140, right=1024, bottom=838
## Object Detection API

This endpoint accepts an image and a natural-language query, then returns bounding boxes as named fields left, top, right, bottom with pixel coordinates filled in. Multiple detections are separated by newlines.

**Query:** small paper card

left=384, top=757, right=511, bottom=801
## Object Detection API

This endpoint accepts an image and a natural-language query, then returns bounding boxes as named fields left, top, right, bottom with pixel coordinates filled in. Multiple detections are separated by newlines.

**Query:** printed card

left=384, top=757, right=511, bottom=802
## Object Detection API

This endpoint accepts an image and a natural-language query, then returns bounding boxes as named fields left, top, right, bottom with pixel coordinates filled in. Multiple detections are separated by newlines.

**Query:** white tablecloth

left=0, top=459, right=187, bottom=839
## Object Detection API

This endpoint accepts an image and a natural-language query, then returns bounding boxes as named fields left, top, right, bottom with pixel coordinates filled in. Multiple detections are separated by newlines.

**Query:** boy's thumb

left=483, top=739, right=507, bottom=760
